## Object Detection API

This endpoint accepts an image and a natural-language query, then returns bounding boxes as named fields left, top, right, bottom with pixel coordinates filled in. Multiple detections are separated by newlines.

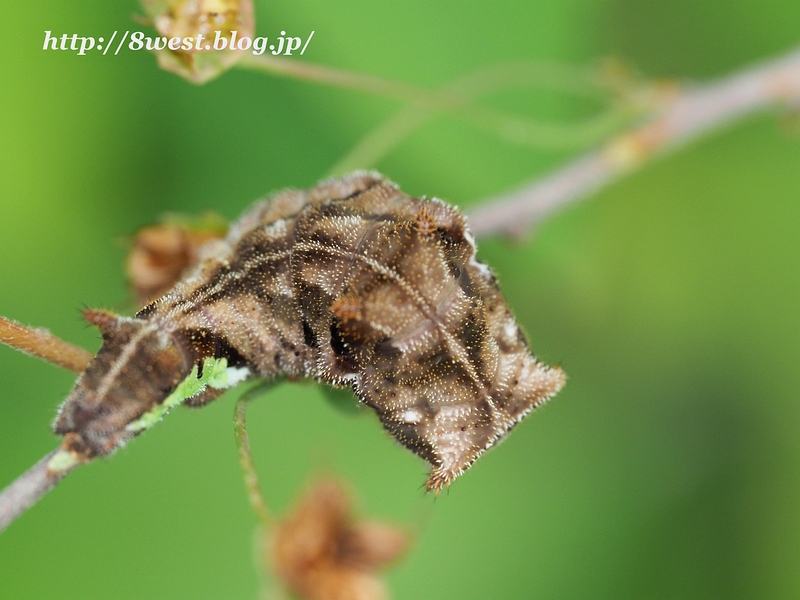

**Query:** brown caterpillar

left=55, top=172, right=565, bottom=491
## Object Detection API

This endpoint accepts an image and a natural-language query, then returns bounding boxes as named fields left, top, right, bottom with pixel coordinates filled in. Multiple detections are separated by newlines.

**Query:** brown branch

left=467, top=46, right=800, bottom=238
left=0, top=317, right=93, bottom=373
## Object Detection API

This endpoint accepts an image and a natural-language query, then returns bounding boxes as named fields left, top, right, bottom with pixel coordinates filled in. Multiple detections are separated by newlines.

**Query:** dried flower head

left=269, top=479, right=409, bottom=600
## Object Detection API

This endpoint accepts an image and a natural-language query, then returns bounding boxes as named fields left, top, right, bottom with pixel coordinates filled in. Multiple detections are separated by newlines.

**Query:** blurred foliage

left=2, top=0, right=800, bottom=599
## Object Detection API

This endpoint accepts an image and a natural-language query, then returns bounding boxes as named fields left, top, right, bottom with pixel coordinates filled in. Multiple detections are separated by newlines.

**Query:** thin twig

left=233, top=383, right=275, bottom=525
left=238, top=53, right=427, bottom=103
left=467, top=46, right=800, bottom=239
left=329, top=60, right=641, bottom=175
left=0, top=317, right=93, bottom=373
left=239, top=54, right=628, bottom=151
left=0, top=446, right=84, bottom=533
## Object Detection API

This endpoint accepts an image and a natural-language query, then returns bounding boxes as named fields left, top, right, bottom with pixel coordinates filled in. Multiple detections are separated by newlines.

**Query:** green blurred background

left=2, top=1, right=800, bottom=598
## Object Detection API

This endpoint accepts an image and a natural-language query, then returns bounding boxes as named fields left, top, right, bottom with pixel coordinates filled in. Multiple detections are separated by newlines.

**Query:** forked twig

left=466, top=46, right=800, bottom=238
left=328, top=60, right=638, bottom=175
left=239, top=54, right=627, bottom=153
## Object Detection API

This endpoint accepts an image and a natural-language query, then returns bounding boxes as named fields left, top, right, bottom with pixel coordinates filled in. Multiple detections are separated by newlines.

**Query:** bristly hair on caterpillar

left=53, top=171, right=565, bottom=492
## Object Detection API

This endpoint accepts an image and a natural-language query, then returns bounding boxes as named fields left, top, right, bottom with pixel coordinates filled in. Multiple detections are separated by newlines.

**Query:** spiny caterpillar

left=55, top=172, right=565, bottom=491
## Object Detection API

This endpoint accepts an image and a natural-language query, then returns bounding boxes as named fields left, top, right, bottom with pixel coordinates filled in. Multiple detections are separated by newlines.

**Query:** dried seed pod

left=140, top=0, right=255, bottom=83
left=55, top=173, right=565, bottom=490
